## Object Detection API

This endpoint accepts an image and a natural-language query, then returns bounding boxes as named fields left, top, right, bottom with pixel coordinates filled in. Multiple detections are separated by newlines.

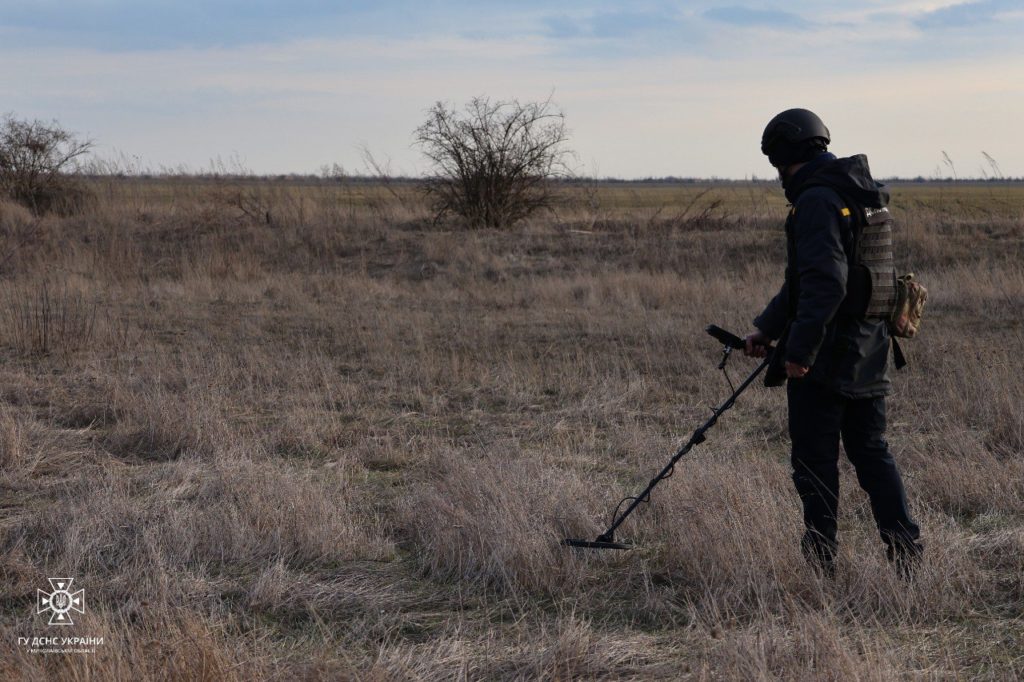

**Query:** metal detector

left=563, top=325, right=773, bottom=550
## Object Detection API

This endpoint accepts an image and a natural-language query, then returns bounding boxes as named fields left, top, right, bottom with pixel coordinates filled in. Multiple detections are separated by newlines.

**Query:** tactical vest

left=784, top=190, right=897, bottom=321
left=853, top=206, right=897, bottom=319
left=774, top=189, right=909, bottom=380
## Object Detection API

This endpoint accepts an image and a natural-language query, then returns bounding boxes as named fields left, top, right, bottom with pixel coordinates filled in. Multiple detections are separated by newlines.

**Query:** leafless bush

left=0, top=278, right=97, bottom=358
left=415, top=96, right=571, bottom=228
left=0, top=115, right=94, bottom=215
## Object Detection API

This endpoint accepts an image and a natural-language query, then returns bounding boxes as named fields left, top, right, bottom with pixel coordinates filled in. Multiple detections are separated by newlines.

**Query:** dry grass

left=0, top=177, right=1022, bottom=679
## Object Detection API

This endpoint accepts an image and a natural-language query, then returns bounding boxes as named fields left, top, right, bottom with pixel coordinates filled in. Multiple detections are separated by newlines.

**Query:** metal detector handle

left=705, top=325, right=745, bottom=349
left=705, top=324, right=775, bottom=353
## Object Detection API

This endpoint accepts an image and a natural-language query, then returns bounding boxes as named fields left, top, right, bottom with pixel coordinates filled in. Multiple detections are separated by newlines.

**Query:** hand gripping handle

left=705, top=324, right=776, bottom=353
left=705, top=325, right=746, bottom=350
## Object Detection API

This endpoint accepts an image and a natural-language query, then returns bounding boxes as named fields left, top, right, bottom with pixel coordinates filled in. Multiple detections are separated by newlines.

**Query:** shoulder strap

left=801, top=182, right=862, bottom=265
left=892, top=337, right=907, bottom=370
left=805, top=183, right=907, bottom=371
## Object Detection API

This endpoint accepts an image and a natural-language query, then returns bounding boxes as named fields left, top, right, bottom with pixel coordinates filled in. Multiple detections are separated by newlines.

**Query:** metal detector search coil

left=563, top=325, right=773, bottom=551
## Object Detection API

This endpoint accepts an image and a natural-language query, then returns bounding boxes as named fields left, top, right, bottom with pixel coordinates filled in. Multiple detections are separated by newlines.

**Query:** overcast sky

left=2, top=0, right=1022, bottom=178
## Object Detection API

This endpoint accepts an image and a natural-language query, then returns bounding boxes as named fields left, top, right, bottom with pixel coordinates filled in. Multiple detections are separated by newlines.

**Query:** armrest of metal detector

left=705, top=325, right=774, bottom=352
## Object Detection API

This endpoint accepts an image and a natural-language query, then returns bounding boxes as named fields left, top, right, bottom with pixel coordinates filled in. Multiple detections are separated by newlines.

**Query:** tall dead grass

left=0, top=178, right=1021, bottom=678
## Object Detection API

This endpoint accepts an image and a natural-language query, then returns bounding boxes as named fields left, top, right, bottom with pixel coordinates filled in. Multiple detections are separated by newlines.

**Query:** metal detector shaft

left=585, top=354, right=771, bottom=545
left=564, top=325, right=776, bottom=550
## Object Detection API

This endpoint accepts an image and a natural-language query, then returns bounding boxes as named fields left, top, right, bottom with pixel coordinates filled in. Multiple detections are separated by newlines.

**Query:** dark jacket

left=754, top=153, right=892, bottom=398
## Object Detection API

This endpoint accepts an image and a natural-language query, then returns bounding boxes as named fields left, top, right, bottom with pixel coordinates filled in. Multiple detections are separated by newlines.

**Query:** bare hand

left=785, top=361, right=810, bottom=379
left=744, top=331, right=771, bottom=358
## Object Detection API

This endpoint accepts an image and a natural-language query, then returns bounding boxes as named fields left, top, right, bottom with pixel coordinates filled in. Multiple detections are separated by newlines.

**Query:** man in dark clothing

left=745, top=108, right=922, bottom=576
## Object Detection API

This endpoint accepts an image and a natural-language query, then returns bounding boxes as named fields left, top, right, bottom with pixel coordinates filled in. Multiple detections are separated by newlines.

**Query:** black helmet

left=761, top=108, right=830, bottom=167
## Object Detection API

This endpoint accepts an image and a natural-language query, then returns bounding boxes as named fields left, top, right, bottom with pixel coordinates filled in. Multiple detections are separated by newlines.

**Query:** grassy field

left=0, top=178, right=1022, bottom=679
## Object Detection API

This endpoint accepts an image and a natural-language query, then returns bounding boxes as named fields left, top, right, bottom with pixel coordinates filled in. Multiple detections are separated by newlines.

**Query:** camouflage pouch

left=889, top=273, right=927, bottom=338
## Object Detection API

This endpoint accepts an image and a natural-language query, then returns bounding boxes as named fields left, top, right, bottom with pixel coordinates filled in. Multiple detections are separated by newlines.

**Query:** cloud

left=702, top=5, right=809, bottom=29
left=542, top=8, right=690, bottom=40
left=535, top=7, right=707, bottom=60
left=915, top=0, right=1019, bottom=28
left=589, top=10, right=684, bottom=38
left=544, top=15, right=584, bottom=39
left=1, top=1, right=1022, bottom=178
left=0, top=0, right=423, bottom=50
left=1, top=1, right=688, bottom=51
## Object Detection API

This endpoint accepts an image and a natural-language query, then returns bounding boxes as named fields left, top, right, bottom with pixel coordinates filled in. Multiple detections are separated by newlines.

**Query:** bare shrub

left=0, top=115, right=94, bottom=215
left=415, top=96, right=571, bottom=228
left=206, top=177, right=292, bottom=228
left=0, top=278, right=97, bottom=359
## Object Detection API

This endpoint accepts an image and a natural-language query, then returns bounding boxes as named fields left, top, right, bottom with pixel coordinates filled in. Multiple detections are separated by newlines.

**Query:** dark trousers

left=787, top=379, right=921, bottom=566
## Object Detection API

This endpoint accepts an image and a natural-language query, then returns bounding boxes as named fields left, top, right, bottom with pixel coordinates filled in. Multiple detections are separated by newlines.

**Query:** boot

left=886, top=539, right=923, bottom=580
left=801, top=531, right=837, bottom=579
